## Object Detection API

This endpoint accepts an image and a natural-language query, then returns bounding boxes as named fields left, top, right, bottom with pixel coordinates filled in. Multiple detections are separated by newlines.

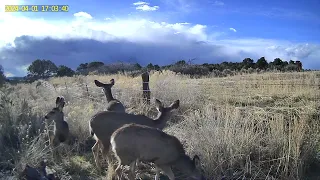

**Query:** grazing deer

left=94, top=79, right=125, bottom=112
left=44, top=96, right=69, bottom=147
left=111, top=123, right=204, bottom=180
left=90, top=99, right=180, bottom=170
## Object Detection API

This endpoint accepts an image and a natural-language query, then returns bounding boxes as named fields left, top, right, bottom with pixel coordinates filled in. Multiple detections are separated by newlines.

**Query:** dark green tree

left=56, top=65, right=75, bottom=77
left=242, top=58, right=254, bottom=69
left=87, top=61, right=104, bottom=69
left=76, top=63, right=88, bottom=72
left=256, top=57, right=268, bottom=69
left=296, top=61, right=302, bottom=71
left=175, top=60, right=187, bottom=66
left=133, top=63, right=142, bottom=70
left=27, top=59, right=58, bottom=77
left=271, top=58, right=284, bottom=70
left=289, top=60, right=295, bottom=64
left=154, top=64, right=161, bottom=71
left=146, top=63, right=154, bottom=70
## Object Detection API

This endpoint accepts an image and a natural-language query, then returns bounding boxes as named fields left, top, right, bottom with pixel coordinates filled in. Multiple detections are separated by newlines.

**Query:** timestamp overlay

left=5, top=5, right=69, bottom=12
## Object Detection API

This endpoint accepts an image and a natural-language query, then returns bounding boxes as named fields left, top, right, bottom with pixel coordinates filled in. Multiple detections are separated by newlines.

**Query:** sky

left=0, top=0, right=319, bottom=77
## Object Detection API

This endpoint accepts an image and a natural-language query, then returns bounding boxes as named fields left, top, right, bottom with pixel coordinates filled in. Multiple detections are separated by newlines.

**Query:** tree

left=289, top=60, right=295, bottom=64
left=242, top=58, right=254, bottom=69
left=133, top=63, right=142, bottom=70
left=0, top=65, right=6, bottom=87
left=270, top=58, right=284, bottom=70
left=146, top=63, right=154, bottom=70
left=295, top=61, right=302, bottom=71
left=27, top=59, right=58, bottom=77
left=76, top=63, right=88, bottom=72
left=256, top=57, right=268, bottom=70
left=175, top=60, right=187, bottom=66
left=154, top=64, right=161, bottom=71
left=273, top=58, right=283, bottom=65
left=56, top=65, right=75, bottom=77
left=284, top=64, right=300, bottom=72
left=87, top=61, right=104, bottom=69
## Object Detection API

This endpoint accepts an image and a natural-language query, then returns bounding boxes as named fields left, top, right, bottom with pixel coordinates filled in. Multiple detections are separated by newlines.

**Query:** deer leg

left=92, top=140, right=101, bottom=170
left=154, top=165, right=161, bottom=180
left=114, top=163, right=122, bottom=180
left=101, top=143, right=115, bottom=171
left=49, top=134, right=55, bottom=147
left=128, top=160, right=137, bottom=180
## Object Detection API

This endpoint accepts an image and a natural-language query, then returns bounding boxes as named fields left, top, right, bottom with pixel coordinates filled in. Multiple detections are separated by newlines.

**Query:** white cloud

left=133, top=1, right=159, bottom=11
left=73, top=12, right=93, bottom=19
left=105, top=17, right=112, bottom=20
left=213, top=1, right=224, bottom=6
left=229, top=28, right=237, bottom=32
left=136, top=5, right=159, bottom=11
left=133, top=1, right=148, bottom=6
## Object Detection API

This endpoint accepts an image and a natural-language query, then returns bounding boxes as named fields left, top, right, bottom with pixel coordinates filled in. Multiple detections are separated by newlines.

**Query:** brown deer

left=93, top=79, right=126, bottom=169
left=111, top=123, right=204, bottom=180
left=89, top=99, right=179, bottom=170
left=44, top=96, right=69, bottom=147
left=94, top=79, right=125, bottom=112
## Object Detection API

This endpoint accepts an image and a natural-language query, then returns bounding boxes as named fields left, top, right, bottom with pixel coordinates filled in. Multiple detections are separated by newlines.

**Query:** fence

left=35, top=72, right=320, bottom=107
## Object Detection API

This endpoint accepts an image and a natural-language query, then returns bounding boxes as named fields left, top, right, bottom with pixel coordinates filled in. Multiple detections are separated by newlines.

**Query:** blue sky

left=0, top=0, right=319, bottom=77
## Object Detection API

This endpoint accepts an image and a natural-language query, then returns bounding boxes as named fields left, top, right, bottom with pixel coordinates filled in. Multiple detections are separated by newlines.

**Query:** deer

left=110, top=123, right=204, bottom=180
left=93, top=79, right=126, bottom=169
left=44, top=96, right=69, bottom=147
left=89, top=99, right=180, bottom=171
left=94, top=79, right=125, bottom=112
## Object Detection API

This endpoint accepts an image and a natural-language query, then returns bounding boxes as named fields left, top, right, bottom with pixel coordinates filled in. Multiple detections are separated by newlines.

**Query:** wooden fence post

left=85, top=84, right=90, bottom=97
left=64, top=82, right=69, bottom=95
left=142, top=72, right=150, bottom=104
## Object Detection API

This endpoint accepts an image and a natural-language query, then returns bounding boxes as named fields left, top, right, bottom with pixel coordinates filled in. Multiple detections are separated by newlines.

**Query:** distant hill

left=6, top=77, right=25, bottom=82
left=7, top=77, right=24, bottom=80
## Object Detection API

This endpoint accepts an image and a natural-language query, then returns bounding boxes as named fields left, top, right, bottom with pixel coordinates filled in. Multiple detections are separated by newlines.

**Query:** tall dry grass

left=0, top=70, right=320, bottom=179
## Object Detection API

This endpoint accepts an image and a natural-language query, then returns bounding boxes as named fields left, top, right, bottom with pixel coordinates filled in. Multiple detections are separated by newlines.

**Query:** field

left=1, top=70, right=320, bottom=180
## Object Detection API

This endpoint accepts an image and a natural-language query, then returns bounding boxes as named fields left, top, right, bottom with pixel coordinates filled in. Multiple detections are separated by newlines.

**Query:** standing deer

left=44, top=96, right=69, bottom=147
left=90, top=99, right=180, bottom=170
left=94, top=79, right=125, bottom=112
left=111, top=123, right=204, bottom=180
left=93, top=79, right=126, bottom=170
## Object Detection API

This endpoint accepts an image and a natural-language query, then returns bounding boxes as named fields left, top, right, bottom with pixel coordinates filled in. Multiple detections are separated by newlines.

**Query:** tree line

left=0, top=57, right=304, bottom=84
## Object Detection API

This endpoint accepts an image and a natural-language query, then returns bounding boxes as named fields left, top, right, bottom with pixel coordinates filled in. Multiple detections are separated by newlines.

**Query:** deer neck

left=54, top=113, right=64, bottom=123
left=153, top=111, right=172, bottom=129
left=104, top=88, right=114, bottom=102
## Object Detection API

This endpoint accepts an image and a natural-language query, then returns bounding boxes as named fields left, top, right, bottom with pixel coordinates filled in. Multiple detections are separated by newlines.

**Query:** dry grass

left=1, top=70, right=320, bottom=179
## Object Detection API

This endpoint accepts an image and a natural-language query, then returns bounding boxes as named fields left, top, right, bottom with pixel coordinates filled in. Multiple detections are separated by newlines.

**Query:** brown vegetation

left=0, top=70, right=319, bottom=179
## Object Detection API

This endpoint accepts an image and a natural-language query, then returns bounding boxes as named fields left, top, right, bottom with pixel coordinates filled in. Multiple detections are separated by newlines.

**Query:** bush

left=169, top=65, right=210, bottom=77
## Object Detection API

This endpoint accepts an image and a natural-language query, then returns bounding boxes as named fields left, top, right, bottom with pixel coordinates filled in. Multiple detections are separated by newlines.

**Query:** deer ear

left=193, top=155, right=201, bottom=169
left=110, top=79, right=115, bottom=86
left=170, top=100, right=180, bottom=109
left=57, top=96, right=65, bottom=110
left=55, top=97, right=60, bottom=106
left=155, top=99, right=163, bottom=109
left=94, top=80, right=105, bottom=87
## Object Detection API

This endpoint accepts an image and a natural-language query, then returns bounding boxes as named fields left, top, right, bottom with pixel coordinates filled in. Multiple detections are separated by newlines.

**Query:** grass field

left=1, top=70, right=320, bottom=179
